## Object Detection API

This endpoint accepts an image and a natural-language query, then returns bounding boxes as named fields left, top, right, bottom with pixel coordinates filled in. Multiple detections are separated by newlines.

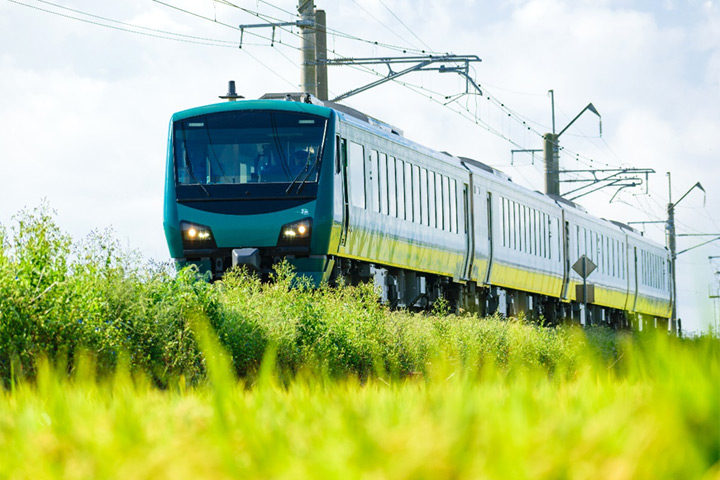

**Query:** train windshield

left=174, top=110, right=327, bottom=185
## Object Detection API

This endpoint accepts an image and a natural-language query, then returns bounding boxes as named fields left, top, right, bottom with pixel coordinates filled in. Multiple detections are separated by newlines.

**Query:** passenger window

left=404, top=162, right=413, bottom=222
left=420, top=168, right=428, bottom=226
left=388, top=156, right=397, bottom=217
left=428, top=171, right=436, bottom=228
left=348, top=141, right=365, bottom=208
left=397, top=159, right=405, bottom=220
left=436, top=174, right=444, bottom=230
left=370, top=150, right=380, bottom=213
left=379, top=153, right=388, bottom=215
left=412, top=165, right=421, bottom=224
left=450, top=179, right=457, bottom=233
left=502, top=197, right=510, bottom=247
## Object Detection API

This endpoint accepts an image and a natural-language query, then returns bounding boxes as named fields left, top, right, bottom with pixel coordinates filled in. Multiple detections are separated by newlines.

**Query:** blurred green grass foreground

left=1, top=205, right=719, bottom=479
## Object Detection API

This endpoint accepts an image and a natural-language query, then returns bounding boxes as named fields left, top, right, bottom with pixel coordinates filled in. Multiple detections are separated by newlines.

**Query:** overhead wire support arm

left=237, top=19, right=314, bottom=47
left=316, top=55, right=482, bottom=102
left=557, top=168, right=655, bottom=201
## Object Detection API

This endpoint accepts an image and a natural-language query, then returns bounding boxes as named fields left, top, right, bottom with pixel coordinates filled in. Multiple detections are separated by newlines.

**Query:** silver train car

left=324, top=96, right=671, bottom=328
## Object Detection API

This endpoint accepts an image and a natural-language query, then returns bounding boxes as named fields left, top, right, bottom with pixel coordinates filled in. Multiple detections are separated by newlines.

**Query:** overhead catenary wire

left=20, top=0, right=676, bottom=205
left=348, top=0, right=425, bottom=52
left=217, top=0, right=444, bottom=56
left=377, top=0, right=433, bottom=52
left=7, top=0, right=247, bottom=47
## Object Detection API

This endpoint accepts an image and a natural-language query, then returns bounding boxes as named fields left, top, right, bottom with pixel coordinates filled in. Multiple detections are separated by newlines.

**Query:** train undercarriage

left=329, top=256, right=667, bottom=331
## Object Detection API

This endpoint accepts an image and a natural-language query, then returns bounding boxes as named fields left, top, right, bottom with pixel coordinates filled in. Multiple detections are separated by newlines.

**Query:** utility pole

left=314, top=9, right=328, bottom=100
left=710, top=256, right=720, bottom=335
left=297, top=2, right=328, bottom=100
left=665, top=172, right=710, bottom=334
left=239, top=3, right=328, bottom=99
left=667, top=172, right=678, bottom=333
left=545, top=90, right=559, bottom=195
left=543, top=91, right=601, bottom=196
left=299, top=0, right=317, bottom=97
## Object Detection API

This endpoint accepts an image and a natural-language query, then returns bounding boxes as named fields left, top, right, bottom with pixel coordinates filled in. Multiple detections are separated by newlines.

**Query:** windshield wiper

left=295, top=121, right=328, bottom=195
left=286, top=150, right=313, bottom=195
left=295, top=153, right=320, bottom=195
left=181, top=135, right=209, bottom=197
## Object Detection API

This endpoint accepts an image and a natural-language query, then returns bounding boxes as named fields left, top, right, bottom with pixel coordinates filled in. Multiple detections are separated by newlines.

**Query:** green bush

left=0, top=203, right=704, bottom=389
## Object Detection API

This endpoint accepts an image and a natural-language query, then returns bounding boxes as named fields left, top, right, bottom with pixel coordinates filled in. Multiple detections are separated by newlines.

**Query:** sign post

left=572, top=255, right=597, bottom=326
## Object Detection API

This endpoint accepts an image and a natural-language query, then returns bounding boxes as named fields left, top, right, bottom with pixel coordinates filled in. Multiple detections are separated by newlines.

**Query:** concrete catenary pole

left=544, top=90, right=560, bottom=196
left=666, top=172, right=678, bottom=334
left=315, top=9, right=329, bottom=101
left=299, top=0, right=317, bottom=96
left=544, top=133, right=560, bottom=196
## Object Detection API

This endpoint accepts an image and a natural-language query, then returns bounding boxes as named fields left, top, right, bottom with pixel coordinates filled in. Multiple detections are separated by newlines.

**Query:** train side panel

left=627, top=232, right=672, bottom=318
left=334, top=114, right=467, bottom=280
left=481, top=178, right=565, bottom=297
left=562, top=208, right=630, bottom=311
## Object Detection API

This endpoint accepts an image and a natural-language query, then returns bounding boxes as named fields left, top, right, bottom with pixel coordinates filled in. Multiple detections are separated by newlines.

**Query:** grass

left=1, top=334, right=718, bottom=479
left=0, top=204, right=718, bottom=479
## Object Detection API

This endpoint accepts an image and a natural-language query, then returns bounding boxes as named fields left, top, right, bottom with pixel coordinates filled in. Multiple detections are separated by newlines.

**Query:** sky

left=1, top=0, right=719, bottom=333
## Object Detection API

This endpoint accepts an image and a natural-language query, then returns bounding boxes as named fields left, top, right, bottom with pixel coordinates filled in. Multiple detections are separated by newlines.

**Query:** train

left=163, top=91, right=672, bottom=329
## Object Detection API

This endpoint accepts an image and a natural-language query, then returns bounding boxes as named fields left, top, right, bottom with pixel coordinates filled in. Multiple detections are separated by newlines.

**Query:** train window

left=500, top=197, right=508, bottom=247
left=526, top=207, right=531, bottom=254
left=526, top=207, right=531, bottom=253
left=174, top=111, right=327, bottom=186
left=538, top=211, right=543, bottom=256
left=412, top=165, right=421, bottom=224
left=438, top=175, right=445, bottom=231
left=348, top=141, right=366, bottom=208
left=514, top=202, right=520, bottom=250
left=518, top=205, right=524, bottom=252
left=420, top=168, right=428, bottom=226
left=379, top=153, right=388, bottom=215
left=604, top=237, right=609, bottom=275
left=556, top=219, right=561, bottom=262
left=443, top=176, right=451, bottom=232
left=404, top=161, right=413, bottom=222
left=511, top=200, right=516, bottom=249
left=451, top=179, right=458, bottom=233
left=529, top=210, right=534, bottom=255
left=428, top=171, right=436, bottom=228
left=370, top=150, right=380, bottom=213
left=388, top=156, right=397, bottom=218
left=540, top=213, right=545, bottom=258
left=525, top=206, right=530, bottom=253
left=396, top=159, right=405, bottom=220
left=547, top=216, right=553, bottom=260
left=532, top=210, right=538, bottom=256
left=575, top=226, right=580, bottom=259
left=509, top=201, right=515, bottom=249
left=518, top=204, right=523, bottom=252
left=585, top=230, right=591, bottom=261
left=523, top=206, right=529, bottom=253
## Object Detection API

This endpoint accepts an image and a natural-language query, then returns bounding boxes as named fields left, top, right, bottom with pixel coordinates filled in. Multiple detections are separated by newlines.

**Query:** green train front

left=163, top=99, right=336, bottom=282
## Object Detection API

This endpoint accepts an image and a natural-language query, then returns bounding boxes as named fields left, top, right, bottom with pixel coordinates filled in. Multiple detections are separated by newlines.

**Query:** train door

left=338, top=137, right=349, bottom=247
left=632, top=246, right=639, bottom=312
left=484, top=191, right=493, bottom=284
left=461, top=183, right=473, bottom=280
left=561, top=217, right=570, bottom=300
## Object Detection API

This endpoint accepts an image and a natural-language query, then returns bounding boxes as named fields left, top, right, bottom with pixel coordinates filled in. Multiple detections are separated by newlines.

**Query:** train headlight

left=180, top=221, right=216, bottom=249
left=278, top=218, right=312, bottom=247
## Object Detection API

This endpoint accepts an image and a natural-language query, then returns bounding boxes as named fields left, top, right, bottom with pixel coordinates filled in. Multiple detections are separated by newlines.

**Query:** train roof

left=259, top=92, right=405, bottom=136
left=175, top=93, right=658, bottom=246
